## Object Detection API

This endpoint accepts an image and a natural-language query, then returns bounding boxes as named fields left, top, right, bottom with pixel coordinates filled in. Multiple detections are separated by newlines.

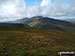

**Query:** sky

left=0, top=0, right=75, bottom=22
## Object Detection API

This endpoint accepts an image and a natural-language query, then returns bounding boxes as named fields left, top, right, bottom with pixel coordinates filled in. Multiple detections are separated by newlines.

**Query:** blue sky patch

left=24, top=0, right=42, bottom=7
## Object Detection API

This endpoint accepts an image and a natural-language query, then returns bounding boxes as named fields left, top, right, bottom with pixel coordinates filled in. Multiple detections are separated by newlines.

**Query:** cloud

left=26, top=3, right=42, bottom=17
left=0, top=0, right=75, bottom=22
left=41, top=0, right=51, bottom=7
left=26, top=0, right=75, bottom=19
left=0, top=0, right=26, bottom=21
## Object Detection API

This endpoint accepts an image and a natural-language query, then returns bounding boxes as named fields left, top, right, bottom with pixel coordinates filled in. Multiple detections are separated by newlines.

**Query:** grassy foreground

left=0, top=26, right=75, bottom=56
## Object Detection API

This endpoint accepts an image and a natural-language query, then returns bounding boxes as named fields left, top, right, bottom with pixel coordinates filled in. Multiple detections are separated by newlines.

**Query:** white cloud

left=0, top=0, right=75, bottom=22
left=26, top=0, right=75, bottom=19
left=41, top=0, right=51, bottom=7
left=0, top=0, right=26, bottom=21
left=27, top=5, right=41, bottom=17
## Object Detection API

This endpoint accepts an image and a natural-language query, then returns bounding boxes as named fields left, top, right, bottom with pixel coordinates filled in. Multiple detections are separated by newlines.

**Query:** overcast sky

left=0, top=0, right=75, bottom=22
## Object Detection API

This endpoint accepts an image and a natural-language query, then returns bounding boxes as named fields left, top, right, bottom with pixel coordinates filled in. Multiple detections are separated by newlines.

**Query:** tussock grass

left=0, top=26, right=75, bottom=56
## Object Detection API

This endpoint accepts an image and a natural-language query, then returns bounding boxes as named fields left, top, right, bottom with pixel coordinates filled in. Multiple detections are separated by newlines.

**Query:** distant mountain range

left=63, top=19, right=75, bottom=23
left=0, top=16, right=75, bottom=33
left=0, top=23, right=25, bottom=27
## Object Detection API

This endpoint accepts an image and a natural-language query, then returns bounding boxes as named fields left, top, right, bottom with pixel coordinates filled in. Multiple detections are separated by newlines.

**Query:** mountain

left=9, top=18, right=28, bottom=24
left=12, top=16, right=75, bottom=33
left=0, top=23, right=25, bottom=27
left=1, top=16, right=75, bottom=33
left=0, top=17, right=75, bottom=56
left=63, top=19, right=75, bottom=23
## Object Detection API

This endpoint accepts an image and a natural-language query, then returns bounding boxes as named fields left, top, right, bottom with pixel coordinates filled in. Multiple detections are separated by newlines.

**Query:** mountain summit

left=11, top=16, right=75, bottom=33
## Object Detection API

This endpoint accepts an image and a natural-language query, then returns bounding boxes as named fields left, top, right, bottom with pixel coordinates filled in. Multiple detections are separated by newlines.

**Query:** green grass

left=0, top=26, right=75, bottom=56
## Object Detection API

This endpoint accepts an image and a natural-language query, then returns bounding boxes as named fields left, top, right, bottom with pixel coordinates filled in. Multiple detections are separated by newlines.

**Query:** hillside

left=0, top=26, right=75, bottom=56
left=13, top=16, right=75, bottom=33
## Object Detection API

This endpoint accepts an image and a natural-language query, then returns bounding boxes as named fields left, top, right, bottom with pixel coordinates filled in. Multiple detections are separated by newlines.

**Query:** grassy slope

left=0, top=26, right=75, bottom=56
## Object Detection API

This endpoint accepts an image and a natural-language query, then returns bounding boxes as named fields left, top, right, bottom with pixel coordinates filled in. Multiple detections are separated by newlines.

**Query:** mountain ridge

left=0, top=16, right=75, bottom=33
